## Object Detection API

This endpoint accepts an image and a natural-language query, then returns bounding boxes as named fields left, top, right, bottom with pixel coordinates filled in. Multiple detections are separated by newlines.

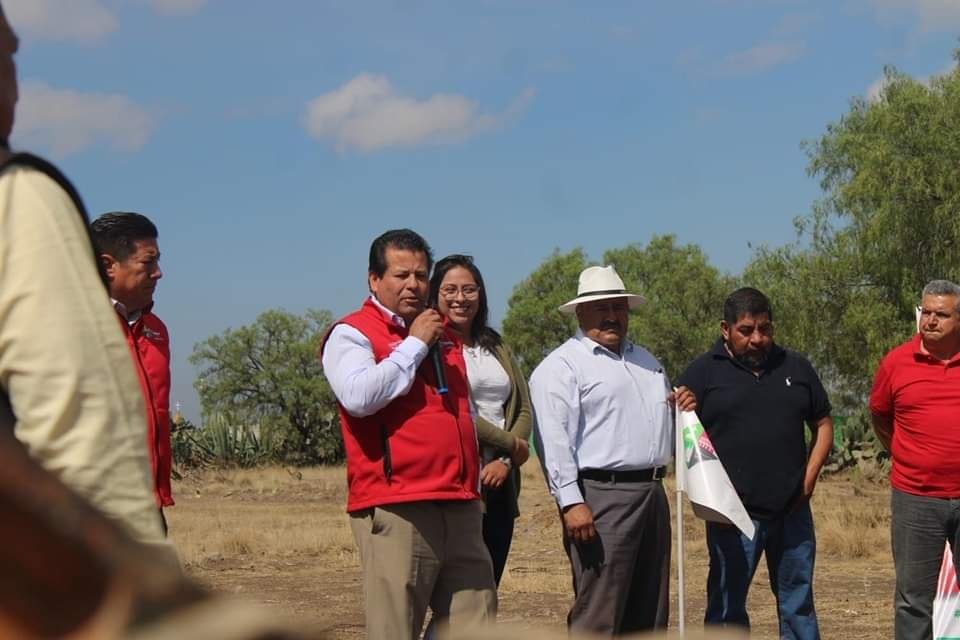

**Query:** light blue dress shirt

left=321, top=296, right=429, bottom=418
left=529, top=330, right=672, bottom=508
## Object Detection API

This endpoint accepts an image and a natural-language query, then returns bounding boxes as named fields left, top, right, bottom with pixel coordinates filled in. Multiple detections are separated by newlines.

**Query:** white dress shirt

left=529, top=330, right=672, bottom=508
left=321, top=295, right=429, bottom=418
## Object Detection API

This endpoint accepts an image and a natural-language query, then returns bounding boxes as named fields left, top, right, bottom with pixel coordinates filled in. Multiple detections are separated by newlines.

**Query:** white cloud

left=4, top=0, right=117, bottom=44
left=869, top=0, right=960, bottom=31
left=715, top=41, right=806, bottom=76
left=14, top=82, right=156, bottom=157
left=148, top=0, right=208, bottom=17
left=304, top=74, right=535, bottom=152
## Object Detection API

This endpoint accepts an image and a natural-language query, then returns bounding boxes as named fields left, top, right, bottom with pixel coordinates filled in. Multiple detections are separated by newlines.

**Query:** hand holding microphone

left=409, top=308, right=443, bottom=345
left=409, top=308, right=447, bottom=394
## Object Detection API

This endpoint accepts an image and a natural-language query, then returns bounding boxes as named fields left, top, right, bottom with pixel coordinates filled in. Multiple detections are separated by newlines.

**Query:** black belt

left=579, top=466, right=667, bottom=483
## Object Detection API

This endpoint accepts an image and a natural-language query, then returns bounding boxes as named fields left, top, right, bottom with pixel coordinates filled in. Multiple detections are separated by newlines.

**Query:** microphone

left=430, top=342, right=448, bottom=394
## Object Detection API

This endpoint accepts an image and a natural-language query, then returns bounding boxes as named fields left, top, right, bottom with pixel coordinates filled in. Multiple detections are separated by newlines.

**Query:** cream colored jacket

left=0, top=163, right=167, bottom=546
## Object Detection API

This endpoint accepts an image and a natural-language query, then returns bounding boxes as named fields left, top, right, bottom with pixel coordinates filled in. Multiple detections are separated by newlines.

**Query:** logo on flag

left=676, top=408, right=755, bottom=539
left=682, top=421, right=718, bottom=468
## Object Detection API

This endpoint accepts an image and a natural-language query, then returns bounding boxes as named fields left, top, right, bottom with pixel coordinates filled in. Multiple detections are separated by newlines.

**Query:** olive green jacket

left=473, top=342, right=533, bottom=518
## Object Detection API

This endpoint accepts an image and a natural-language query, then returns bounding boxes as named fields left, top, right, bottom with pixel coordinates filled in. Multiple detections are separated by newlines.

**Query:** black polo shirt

left=678, top=339, right=831, bottom=520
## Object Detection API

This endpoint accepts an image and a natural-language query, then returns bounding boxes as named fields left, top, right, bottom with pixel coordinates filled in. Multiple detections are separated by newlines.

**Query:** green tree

left=502, top=248, right=588, bottom=377
left=808, top=61, right=960, bottom=303
left=189, top=309, right=342, bottom=464
left=742, top=59, right=960, bottom=466
left=502, top=238, right=733, bottom=380
left=745, top=59, right=960, bottom=410
left=605, top=235, right=735, bottom=381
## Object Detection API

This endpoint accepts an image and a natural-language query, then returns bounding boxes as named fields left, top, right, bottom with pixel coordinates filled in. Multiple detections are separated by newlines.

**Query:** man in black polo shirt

left=678, top=287, right=833, bottom=640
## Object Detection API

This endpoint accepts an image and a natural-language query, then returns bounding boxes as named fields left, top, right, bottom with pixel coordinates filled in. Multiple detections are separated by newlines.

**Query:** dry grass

left=814, top=477, right=890, bottom=560
left=168, top=466, right=356, bottom=570
left=168, top=463, right=896, bottom=638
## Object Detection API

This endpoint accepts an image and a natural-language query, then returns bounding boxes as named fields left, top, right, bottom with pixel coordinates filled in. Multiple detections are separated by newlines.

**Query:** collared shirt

left=530, top=330, right=672, bottom=508
left=322, top=295, right=429, bottom=418
left=870, top=333, right=960, bottom=497
left=678, top=339, right=831, bottom=519
left=111, top=298, right=142, bottom=325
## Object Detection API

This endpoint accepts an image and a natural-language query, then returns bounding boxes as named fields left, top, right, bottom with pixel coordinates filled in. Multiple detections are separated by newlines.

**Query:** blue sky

left=7, top=0, right=959, bottom=421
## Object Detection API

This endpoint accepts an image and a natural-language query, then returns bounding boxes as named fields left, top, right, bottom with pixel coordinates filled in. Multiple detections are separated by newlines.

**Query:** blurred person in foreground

left=320, top=229, right=496, bottom=639
left=530, top=265, right=696, bottom=636
left=92, top=211, right=174, bottom=530
left=0, top=1, right=166, bottom=548
left=678, top=287, right=833, bottom=639
left=870, top=279, right=960, bottom=640
left=429, top=254, right=533, bottom=586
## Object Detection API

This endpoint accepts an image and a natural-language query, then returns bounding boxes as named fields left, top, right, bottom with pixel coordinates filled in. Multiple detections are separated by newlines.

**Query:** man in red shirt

left=870, top=279, right=960, bottom=639
left=91, top=212, right=173, bottom=529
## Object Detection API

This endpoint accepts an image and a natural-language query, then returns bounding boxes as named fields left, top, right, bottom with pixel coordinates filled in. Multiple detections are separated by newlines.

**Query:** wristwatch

left=498, top=455, right=513, bottom=469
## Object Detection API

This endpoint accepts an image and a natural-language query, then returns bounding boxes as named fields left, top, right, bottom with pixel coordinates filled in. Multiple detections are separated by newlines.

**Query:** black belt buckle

left=652, top=465, right=666, bottom=481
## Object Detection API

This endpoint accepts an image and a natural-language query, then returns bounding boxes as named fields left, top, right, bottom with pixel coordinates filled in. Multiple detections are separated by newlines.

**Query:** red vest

left=118, top=307, right=173, bottom=508
left=323, top=299, right=480, bottom=512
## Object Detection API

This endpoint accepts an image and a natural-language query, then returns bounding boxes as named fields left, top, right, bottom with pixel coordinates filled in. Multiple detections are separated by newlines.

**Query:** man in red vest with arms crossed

left=321, top=228, right=495, bottom=639
left=91, top=212, right=174, bottom=529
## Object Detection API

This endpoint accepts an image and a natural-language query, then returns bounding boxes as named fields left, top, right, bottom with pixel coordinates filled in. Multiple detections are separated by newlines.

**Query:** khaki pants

left=349, top=500, right=497, bottom=640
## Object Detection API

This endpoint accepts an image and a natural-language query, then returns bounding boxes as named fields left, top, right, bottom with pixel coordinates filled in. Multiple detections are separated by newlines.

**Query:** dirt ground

left=167, top=465, right=895, bottom=638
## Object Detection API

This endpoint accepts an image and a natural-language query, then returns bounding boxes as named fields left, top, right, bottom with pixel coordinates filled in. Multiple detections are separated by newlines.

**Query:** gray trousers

left=892, top=488, right=960, bottom=640
left=563, top=478, right=671, bottom=635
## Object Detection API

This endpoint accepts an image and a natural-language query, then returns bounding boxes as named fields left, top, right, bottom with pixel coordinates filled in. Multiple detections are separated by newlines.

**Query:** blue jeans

left=704, top=500, right=819, bottom=640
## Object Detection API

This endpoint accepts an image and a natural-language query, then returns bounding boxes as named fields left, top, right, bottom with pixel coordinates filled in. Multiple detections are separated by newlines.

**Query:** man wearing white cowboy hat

left=530, top=265, right=697, bottom=636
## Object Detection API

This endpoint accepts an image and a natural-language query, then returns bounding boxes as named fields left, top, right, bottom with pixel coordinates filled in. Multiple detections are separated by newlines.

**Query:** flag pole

left=675, top=401, right=685, bottom=637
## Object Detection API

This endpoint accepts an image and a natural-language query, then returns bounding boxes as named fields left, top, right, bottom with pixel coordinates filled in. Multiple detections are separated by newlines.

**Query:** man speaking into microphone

left=320, top=228, right=496, bottom=640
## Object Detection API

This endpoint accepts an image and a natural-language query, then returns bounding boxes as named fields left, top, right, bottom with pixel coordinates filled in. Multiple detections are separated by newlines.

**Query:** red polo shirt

left=870, top=334, right=960, bottom=497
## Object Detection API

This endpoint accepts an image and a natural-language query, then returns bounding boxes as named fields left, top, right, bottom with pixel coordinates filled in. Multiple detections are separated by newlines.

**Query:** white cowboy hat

left=558, top=265, right=645, bottom=314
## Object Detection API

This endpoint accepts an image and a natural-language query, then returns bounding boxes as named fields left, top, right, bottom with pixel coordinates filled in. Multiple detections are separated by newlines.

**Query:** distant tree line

left=183, top=56, right=960, bottom=468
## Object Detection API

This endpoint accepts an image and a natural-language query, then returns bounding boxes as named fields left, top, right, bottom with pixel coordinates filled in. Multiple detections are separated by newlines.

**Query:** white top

left=529, top=330, right=672, bottom=508
left=463, top=344, right=510, bottom=429
left=321, top=295, right=429, bottom=418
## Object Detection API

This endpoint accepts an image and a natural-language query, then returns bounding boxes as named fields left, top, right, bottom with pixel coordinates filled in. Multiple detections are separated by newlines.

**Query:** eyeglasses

left=438, top=285, right=480, bottom=300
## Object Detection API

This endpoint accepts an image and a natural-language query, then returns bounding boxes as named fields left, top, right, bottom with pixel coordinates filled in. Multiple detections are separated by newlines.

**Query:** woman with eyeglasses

left=428, top=254, right=533, bottom=586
